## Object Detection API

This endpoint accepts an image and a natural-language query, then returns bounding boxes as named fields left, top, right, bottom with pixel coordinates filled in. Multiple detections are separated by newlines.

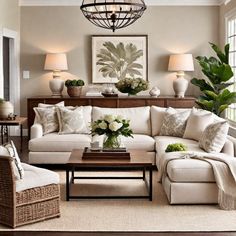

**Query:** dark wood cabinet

left=27, top=96, right=196, bottom=136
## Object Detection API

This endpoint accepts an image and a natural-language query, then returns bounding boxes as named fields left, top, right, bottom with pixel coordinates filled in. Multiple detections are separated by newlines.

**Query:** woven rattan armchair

left=0, top=156, right=60, bottom=228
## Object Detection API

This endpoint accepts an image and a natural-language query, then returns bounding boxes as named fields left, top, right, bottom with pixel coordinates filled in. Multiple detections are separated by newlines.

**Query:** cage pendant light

left=80, top=0, right=147, bottom=32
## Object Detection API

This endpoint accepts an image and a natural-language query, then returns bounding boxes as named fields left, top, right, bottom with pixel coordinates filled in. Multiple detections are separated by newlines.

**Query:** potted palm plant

left=65, top=79, right=85, bottom=97
left=191, top=43, right=236, bottom=116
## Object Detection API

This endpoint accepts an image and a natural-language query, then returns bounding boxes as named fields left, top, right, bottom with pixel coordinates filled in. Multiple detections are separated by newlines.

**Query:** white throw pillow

left=159, top=108, right=190, bottom=137
left=38, top=101, right=64, bottom=108
left=33, top=107, right=59, bottom=134
left=151, top=106, right=168, bottom=136
left=199, top=121, right=229, bottom=153
left=0, top=141, right=24, bottom=179
left=183, top=108, right=214, bottom=141
left=57, top=106, right=86, bottom=134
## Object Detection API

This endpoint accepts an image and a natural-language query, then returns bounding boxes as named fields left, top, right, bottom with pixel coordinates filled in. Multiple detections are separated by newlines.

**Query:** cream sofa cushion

left=16, top=163, right=59, bottom=192
left=93, top=134, right=155, bottom=151
left=29, top=133, right=91, bottom=152
left=93, top=106, right=151, bottom=135
left=155, top=136, right=206, bottom=168
left=166, top=159, right=215, bottom=182
left=183, top=108, right=213, bottom=141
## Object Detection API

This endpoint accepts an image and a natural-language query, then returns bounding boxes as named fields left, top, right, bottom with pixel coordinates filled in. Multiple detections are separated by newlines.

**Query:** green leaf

left=204, top=90, right=218, bottom=99
left=191, top=78, right=214, bottom=92
left=210, top=42, right=228, bottom=64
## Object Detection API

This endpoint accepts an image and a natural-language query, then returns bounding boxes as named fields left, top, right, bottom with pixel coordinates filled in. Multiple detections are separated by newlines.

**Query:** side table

left=0, top=117, right=27, bottom=152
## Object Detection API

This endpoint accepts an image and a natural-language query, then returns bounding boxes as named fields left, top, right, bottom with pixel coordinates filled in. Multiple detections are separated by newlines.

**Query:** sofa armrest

left=30, top=124, right=43, bottom=139
left=221, top=136, right=235, bottom=157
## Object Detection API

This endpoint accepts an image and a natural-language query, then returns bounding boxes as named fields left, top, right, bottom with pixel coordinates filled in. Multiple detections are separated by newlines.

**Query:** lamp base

left=173, top=76, right=188, bottom=98
left=49, top=78, right=64, bottom=97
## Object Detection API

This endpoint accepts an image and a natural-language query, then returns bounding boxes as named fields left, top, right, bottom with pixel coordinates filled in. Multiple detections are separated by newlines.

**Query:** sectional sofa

left=28, top=105, right=236, bottom=204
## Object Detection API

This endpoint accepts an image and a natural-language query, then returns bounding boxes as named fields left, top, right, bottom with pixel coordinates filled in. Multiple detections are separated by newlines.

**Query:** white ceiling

left=19, top=0, right=229, bottom=7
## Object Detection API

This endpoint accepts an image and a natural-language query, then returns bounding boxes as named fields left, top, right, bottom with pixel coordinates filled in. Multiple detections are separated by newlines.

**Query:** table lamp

left=168, top=54, right=194, bottom=98
left=44, top=53, right=68, bottom=97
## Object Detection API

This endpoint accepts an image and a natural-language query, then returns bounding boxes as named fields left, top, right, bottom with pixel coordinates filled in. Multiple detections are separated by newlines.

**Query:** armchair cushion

left=16, top=163, right=59, bottom=192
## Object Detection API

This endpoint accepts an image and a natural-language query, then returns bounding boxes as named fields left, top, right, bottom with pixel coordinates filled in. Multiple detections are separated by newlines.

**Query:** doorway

left=0, top=28, right=20, bottom=135
left=3, top=36, right=10, bottom=101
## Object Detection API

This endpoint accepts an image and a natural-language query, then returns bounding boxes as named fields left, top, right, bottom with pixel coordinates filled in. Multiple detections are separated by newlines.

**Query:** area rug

left=1, top=171, right=236, bottom=232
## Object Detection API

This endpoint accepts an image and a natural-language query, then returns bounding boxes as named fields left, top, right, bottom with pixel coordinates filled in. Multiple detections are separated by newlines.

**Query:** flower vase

left=103, top=135, right=121, bottom=149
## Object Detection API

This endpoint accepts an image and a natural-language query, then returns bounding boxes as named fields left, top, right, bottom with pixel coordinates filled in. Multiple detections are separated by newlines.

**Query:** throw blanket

left=157, top=151, right=236, bottom=210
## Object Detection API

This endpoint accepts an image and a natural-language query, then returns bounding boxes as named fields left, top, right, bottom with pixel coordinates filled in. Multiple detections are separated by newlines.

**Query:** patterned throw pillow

left=57, top=106, right=86, bottom=134
left=1, top=141, right=24, bottom=179
left=199, top=121, right=229, bottom=153
left=34, top=107, right=59, bottom=134
left=34, top=101, right=64, bottom=124
left=159, top=109, right=190, bottom=137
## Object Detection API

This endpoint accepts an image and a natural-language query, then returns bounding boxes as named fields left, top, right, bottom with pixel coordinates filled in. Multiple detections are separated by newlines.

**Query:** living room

left=1, top=0, right=236, bottom=235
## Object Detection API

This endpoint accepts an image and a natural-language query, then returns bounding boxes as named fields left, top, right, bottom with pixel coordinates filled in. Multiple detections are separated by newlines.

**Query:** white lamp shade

left=168, top=54, right=194, bottom=72
left=44, top=53, right=68, bottom=71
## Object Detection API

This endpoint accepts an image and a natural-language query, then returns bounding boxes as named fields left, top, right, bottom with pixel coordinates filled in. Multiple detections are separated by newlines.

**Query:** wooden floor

left=0, top=232, right=236, bottom=236
left=1, top=137, right=236, bottom=236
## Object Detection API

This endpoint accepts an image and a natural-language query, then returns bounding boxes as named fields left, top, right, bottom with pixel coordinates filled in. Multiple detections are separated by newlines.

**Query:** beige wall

left=20, top=6, right=219, bottom=116
left=0, top=0, right=20, bottom=31
left=220, top=1, right=236, bottom=47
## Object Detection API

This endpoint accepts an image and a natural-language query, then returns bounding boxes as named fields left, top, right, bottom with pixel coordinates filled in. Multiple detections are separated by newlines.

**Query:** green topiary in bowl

left=165, top=143, right=187, bottom=153
left=65, top=79, right=85, bottom=97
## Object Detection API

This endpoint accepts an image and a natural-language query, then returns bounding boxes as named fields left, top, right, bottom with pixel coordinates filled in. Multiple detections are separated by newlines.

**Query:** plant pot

left=67, top=86, right=82, bottom=97
left=0, top=101, right=14, bottom=119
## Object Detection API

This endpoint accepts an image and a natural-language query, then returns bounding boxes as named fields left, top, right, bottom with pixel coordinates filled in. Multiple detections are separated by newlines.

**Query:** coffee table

left=66, top=149, right=153, bottom=201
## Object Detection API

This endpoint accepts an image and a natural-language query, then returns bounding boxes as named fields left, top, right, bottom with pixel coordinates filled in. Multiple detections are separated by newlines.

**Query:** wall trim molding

left=19, top=0, right=225, bottom=7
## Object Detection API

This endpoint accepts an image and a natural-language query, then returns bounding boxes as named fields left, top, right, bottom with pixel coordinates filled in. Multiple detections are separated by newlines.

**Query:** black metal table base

left=0, top=124, right=24, bottom=152
left=66, top=168, right=153, bottom=201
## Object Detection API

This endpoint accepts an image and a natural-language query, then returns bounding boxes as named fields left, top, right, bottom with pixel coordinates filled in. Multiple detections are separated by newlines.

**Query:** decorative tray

left=82, top=147, right=130, bottom=160
left=101, top=93, right=118, bottom=97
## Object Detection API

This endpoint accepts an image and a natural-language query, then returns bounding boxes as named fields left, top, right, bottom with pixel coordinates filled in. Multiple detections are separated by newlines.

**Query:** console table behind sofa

left=27, top=96, right=196, bottom=136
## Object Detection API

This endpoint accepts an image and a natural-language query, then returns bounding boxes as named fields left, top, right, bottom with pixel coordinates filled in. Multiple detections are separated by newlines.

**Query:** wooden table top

left=0, top=117, right=27, bottom=125
left=68, top=149, right=153, bottom=167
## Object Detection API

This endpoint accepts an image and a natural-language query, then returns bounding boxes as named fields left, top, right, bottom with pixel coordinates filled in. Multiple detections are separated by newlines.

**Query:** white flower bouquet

left=115, top=77, right=149, bottom=96
left=91, top=115, right=133, bottom=149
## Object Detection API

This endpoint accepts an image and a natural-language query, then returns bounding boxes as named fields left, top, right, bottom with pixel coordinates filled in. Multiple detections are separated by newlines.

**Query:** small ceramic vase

left=149, top=86, right=160, bottom=97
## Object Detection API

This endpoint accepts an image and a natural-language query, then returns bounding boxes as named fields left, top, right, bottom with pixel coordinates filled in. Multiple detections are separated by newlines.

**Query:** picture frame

left=92, top=35, right=148, bottom=84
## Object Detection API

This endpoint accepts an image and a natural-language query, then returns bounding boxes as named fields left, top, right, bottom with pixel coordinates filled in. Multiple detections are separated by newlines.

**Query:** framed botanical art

left=92, top=35, right=148, bottom=84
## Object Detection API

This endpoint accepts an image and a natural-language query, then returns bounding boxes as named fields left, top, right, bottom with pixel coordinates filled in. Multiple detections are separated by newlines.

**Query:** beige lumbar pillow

left=159, top=108, right=190, bottom=137
left=34, top=107, right=59, bottom=134
left=183, top=108, right=213, bottom=141
left=57, top=106, right=86, bottom=134
left=199, top=121, right=229, bottom=153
